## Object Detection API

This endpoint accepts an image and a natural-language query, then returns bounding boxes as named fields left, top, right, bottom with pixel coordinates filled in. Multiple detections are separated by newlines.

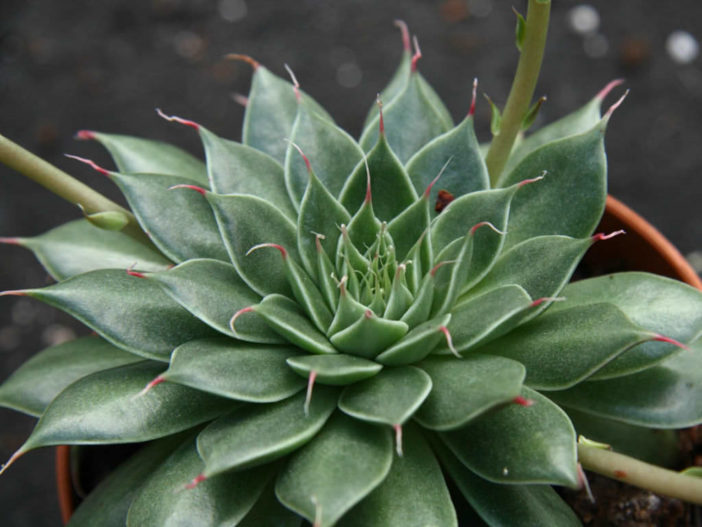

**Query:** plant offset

left=1, top=1, right=702, bottom=525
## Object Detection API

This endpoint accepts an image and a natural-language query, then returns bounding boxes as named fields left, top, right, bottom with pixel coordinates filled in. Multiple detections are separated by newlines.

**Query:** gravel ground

left=1, top=1, right=701, bottom=525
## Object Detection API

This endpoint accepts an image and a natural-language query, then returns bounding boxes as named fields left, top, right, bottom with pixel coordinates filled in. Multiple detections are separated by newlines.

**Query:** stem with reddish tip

left=485, top=0, right=551, bottom=186
left=577, top=443, right=702, bottom=505
left=0, top=133, right=151, bottom=245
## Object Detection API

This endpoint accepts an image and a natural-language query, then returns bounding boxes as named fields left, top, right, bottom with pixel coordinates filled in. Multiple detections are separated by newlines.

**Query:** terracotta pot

left=54, top=195, right=701, bottom=523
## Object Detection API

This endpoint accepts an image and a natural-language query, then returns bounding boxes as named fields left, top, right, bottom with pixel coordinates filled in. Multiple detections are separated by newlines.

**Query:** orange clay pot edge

left=55, top=196, right=702, bottom=523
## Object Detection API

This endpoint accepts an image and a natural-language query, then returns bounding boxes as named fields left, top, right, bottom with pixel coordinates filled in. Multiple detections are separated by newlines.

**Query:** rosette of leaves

left=2, top=29, right=702, bottom=527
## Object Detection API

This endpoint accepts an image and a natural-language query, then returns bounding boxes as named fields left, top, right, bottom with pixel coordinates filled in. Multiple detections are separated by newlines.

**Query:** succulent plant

left=1, top=2, right=702, bottom=525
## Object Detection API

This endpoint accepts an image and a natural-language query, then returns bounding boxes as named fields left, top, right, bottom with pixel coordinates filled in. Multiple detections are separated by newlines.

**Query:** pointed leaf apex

left=393, top=424, right=404, bottom=457
left=229, top=306, right=256, bottom=335
left=0, top=237, right=23, bottom=246
left=64, top=154, right=111, bottom=177
left=223, top=53, right=260, bottom=70
left=592, top=229, right=626, bottom=242
left=596, top=78, right=625, bottom=102
left=286, top=139, right=312, bottom=174
left=376, top=95, right=385, bottom=136
left=304, top=370, right=317, bottom=417
left=470, top=220, right=505, bottom=236
left=603, top=89, right=630, bottom=121
left=231, top=92, right=249, bottom=107
left=424, top=156, right=454, bottom=198
left=530, top=296, right=565, bottom=308
left=364, top=156, right=373, bottom=203
left=651, top=333, right=690, bottom=351
left=577, top=463, right=595, bottom=503
left=518, top=171, right=547, bottom=187
left=136, top=375, right=166, bottom=398
left=410, top=35, right=422, bottom=72
left=394, top=20, right=411, bottom=52
left=364, top=309, right=374, bottom=319
left=185, top=473, right=207, bottom=490
left=246, top=243, right=288, bottom=259
left=430, top=260, right=456, bottom=277
left=314, top=232, right=326, bottom=253
left=439, top=325, right=460, bottom=358
left=469, top=78, right=478, bottom=117
left=512, top=395, right=535, bottom=407
left=126, top=264, right=147, bottom=279
left=155, top=108, right=200, bottom=131
left=74, top=130, right=96, bottom=141
left=0, top=448, right=24, bottom=476
left=0, top=289, right=28, bottom=297
left=311, top=494, right=323, bottom=527
left=168, top=183, right=208, bottom=196
left=338, top=275, right=348, bottom=296
left=284, top=63, right=301, bottom=102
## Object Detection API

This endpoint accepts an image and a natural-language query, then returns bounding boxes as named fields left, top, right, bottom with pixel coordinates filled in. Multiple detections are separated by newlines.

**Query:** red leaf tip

left=284, top=63, right=301, bottom=103
left=439, top=325, right=460, bottom=358
left=596, top=78, right=625, bottom=101
left=530, top=296, right=565, bottom=308
left=231, top=92, right=248, bottom=107
left=376, top=94, right=385, bottom=136
left=169, top=184, right=207, bottom=195
left=0, top=449, right=24, bottom=476
left=224, top=53, right=260, bottom=70
left=74, top=130, right=96, bottom=141
left=246, top=243, right=288, bottom=259
left=393, top=424, right=404, bottom=457
left=137, top=375, right=166, bottom=397
left=230, top=306, right=255, bottom=334
left=470, top=221, right=505, bottom=236
left=364, top=309, right=374, bottom=319
left=155, top=108, right=199, bottom=131
left=518, top=171, right=546, bottom=187
left=0, top=289, right=27, bottom=297
left=592, top=229, right=626, bottom=242
left=394, top=20, right=411, bottom=52
left=304, top=370, right=317, bottom=417
left=469, top=78, right=478, bottom=117
left=604, top=89, right=630, bottom=120
left=424, top=157, right=454, bottom=198
left=512, top=395, right=534, bottom=407
left=577, top=463, right=595, bottom=504
left=185, top=474, right=207, bottom=490
left=286, top=140, right=312, bottom=174
left=411, top=35, right=422, bottom=72
left=651, top=334, right=689, bottom=350
left=64, top=154, right=110, bottom=177
left=0, top=237, right=22, bottom=246
left=126, top=265, right=147, bottom=279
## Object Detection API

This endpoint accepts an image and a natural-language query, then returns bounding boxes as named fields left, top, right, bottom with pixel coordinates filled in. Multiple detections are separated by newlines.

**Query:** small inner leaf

left=286, top=355, right=382, bottom=386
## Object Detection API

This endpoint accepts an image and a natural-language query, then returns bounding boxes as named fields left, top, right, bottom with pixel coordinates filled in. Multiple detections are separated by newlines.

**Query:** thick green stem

left=485, top=0, right=550, bottom=186
left=0, top=133, right=150, bottom=244
left=578, top=443, right=702, bottom=505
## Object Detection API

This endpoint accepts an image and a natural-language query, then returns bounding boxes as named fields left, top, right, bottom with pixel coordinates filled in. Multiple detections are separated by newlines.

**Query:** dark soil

left=1, top=1, right=701, bottom=525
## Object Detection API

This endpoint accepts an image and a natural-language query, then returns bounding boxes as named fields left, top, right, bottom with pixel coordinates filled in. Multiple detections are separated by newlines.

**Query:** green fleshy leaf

left=514, top=8, right=526, bottom=51
left=197, top=126, right=295, bottom=218
left=206, top=193, right=297, bottom=296
left=329, top=311, right=408, bottom=359
left=285, top=99, right=365, bottom=206
left=82, top=210, right=129, bottom=231
left=91, top=131, right=207, bottom=183
left=9, top=219, right=171, bottom=281
left=386, top=194, right=431, bottom=264
left=282, top=255, right=333, bottom=333
left=198, top=387, right=337, bottom=475
left=360, top=74, right=451, bottom=163
left=550, top=272, right=702, bottom=378
left=164, top=337, right=304, bottom=402
left=255, top=294, right=337, bottom=355
left=503, top=89, right=608, bottom=176
left=549, top=343, right=702, bottom=428
left=415, top=355, right=525, bottom=431
left=340, top=135, right=418, bottom=223
left=441, top=388, right=579, bottom=487
left=147, top=258, right=283, bottom=344
left=430, top=186, right=517, bottom=256
left=66, top=435, right=185, bottom=527
left=434, top=440, right=581, bottom=527
left=339, top=366, right=432, bottom=426
left=242, top=64, right=331, bottom=163
left=480, top=303, right=651, bottom=390
left=466, top=235, right=591, bottom=312
left=438, top=285, right=532, bottom=355
left=0, top=336, right=140, bottom=417
left=522, top=96, right=547, bottom=131
left=22, top=270, right=217, bottom=361
left=343, top=197, right=382, bottom=251
left=339, top=423, right=457, bottom=527
left=127, top=436, right=269, bottom=527
left=112, top=173, right=228, bottom=262
left=484, top=94, right=502, bottom=136
left=567, top=408, right=680, bottom=467
left=19, top=362, right=232, bottom=452
left=500, top=122, right=607, bottom=248
left=286, top=355, right=382, bottom=386
left=406, top=115, right=488, bottom=215
left=297, top=167, right=351, bottom=278
left=376, top=314, right=451, bottom=366
left=238, top=481, right=303, bottom=527
left=275, top=412, right=393, bottom=527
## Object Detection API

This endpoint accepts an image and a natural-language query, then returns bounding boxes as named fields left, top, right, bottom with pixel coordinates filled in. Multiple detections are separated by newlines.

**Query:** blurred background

left=1, top=0, right=700, bottom=524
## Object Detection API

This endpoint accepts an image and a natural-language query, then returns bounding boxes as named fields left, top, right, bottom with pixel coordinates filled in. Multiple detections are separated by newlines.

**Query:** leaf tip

left=577, top=463, right=595, bottom=503
left=470, top=221, right=505, bottom=236
left=230, top=92, right=249, bottom=107
left=468, top=77, right=478, bottom=117
left=136, top=375, right=166, bottom=398
left=168, top=183, right=208, bottom=196
left=512, top=395, right=535, bottom=407
left=184, top=473, right=207, bottom=490
left=393, top=424, right=404, bottom=457
left=439, top=325, right=460, bottom=358
left=650, top=333, right=690, bottom=351
left=530, top=296, right=565, bottom=308
left=595, top=78, right=625, bottom=102
left=224, top=53, right=260, bottom=70
left=229, top=306, right=256, bottom=335
left=246, top=242, right=288, bottom=259
left=304, top=370, right=317, bottom=417
left=64, top=154, right=111, bottom=177
left=286, top=139, right=312, bottom=174
left=592, top=229, right=625, bottom=243
left=603, top=89, right=630, bottom=121
left=0, top=237, right=23, bottom=247
left=393, top=20, right=411, bottom=52
left=155, top=108, right=200, bottom=131
left=0, top=289, right=28, bottom=298
left=74, top=129, right=96, bottom=141
left=410, top=35, right=422, bottom=72
left=284, top=63, right=301, bottom=103
left=0, top=448, right=25, bottom=476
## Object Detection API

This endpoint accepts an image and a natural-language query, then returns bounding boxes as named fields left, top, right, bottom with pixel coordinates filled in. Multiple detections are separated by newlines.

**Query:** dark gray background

left=1, top=1, right=700, bottom=525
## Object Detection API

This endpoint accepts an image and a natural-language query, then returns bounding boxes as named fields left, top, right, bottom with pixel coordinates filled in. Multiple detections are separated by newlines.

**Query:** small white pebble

left=666, top=30, right=699, bottom=64
left=569, top=5, right=600, bottom=35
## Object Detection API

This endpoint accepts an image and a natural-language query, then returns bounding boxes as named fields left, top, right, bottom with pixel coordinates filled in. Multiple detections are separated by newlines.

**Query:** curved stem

left=0, top=133, right=150, bottom=245
left=485, top=0, right=550, bottom=186
left=578, top=443, right=702, bottom=505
